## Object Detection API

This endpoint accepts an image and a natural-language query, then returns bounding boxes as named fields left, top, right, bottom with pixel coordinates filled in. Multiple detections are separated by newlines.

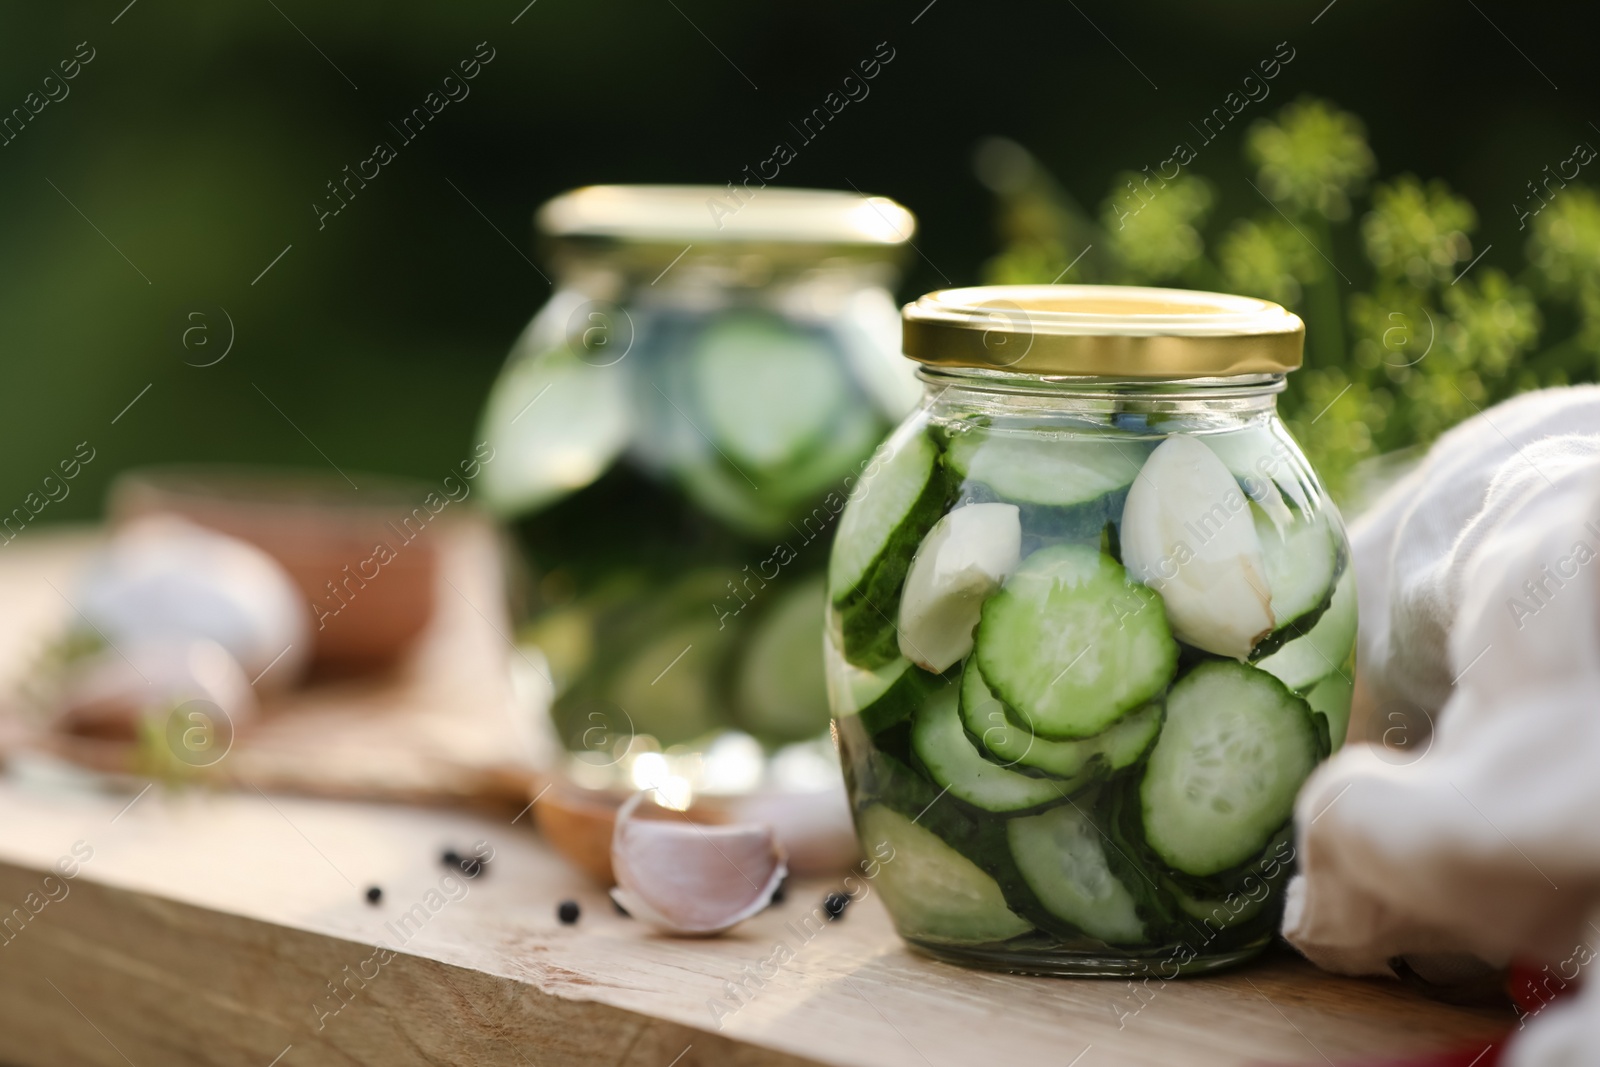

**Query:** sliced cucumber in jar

left=733, top=576, right=832, bottom=743
left=911, top=685, right=1065, bottom=813
left=1121, top=434, right=1275, bottom=661
left=692, top=312, right=849, bottom=472
left=976, top=544, right=1178, bottom=740
left=959, top=664, right=1161, bottom=783
left=825, top=637, right=931, bottom=737
left=857, top=804, right=1033, bottom=945
left=1303, top=671, right=1354, bottom=750
left=1008, top=803, right=1147, bottom=944
left=896, top=503, right=1022, bottom=674
left=1203, top=424, right=1318, bottom=529
left=1253, top=506, right=1341, bottom=640
left=829, top=426, right=949, bottom=668
left=1257, top=569, right=1358, bottom=693
left=1139, top=661, right=1320, bottom=877
left=946, top=431, right=1146, bottom=508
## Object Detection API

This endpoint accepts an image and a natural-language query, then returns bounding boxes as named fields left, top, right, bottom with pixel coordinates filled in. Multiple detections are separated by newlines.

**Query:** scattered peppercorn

left=823, top=891, right=850, bottom=921
left=440, top=847, right=489, bottom=879
left=557, top=900, right=581, bottom=925
left=770, top=876, right=789, bottom=905
left=365, top=886, right=382, bottom=905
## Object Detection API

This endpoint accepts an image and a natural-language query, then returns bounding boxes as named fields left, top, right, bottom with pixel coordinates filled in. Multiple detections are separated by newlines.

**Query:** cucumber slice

left=947, top=432, right=1146, bottom=507
left=1203, top=425, right=1317, bottom=528
left=897, top=503, right=1021, bottom=673
left=911, top=686, right=1065, bottom=813
left=1140, top=661, right=1320, bottom=877
left=692, top=313, right=848, bottom=471
left=830, top=428, right=939, bottom=602
left=858, top=804, right=1032, bottom=944
left=1008, top=804, right=1146, bottom=944
left=1304, top=671, right=1354, bottom=750
left=959, top=664, right=1161, bottom=782
left=976, top=544, right=1177, bottom=740
left=1254, top=508, right=1340, bottom=635
left=1257, top=570, right=1358, bottom=692
left=829, top=426, right=950, bottom=668
left=1163, top=826, right=1295, bottom=933
left=479, top=344, right=631, bottom=517
left=1120, top=435, right=1275, bottom=661
left=733, top=576, right=831, bottom=743
left=825, top=638, right=931, bottom=737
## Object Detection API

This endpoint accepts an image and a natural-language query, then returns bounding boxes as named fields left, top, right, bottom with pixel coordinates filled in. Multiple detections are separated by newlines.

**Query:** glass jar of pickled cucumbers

left=827, top=285, right=1356, bottom=976
left=479, top=186, right=919, bottom=784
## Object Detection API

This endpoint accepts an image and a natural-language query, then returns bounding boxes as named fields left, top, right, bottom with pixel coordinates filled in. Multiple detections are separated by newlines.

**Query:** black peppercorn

left=823, top=891, right=849, bottom=920
left=365, top=886, right=382, bottom=905
left=557, top=900, right=581, bottom=925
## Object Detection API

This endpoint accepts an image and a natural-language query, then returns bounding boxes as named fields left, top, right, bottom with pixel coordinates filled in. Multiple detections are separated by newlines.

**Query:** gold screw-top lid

left=901, top=284, right=1304, bottom=378
left=538, top=185, right=915, bottom=249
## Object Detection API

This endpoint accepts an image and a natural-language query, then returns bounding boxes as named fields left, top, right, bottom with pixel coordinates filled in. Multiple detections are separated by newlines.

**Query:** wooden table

left=0, top=528, right=1512, bottom=1065
left=0, top=777, right=1510, bottom=1067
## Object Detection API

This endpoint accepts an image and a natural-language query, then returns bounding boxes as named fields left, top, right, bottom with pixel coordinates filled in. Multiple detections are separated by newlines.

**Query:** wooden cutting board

left=0, top=521, right=544, bottom=809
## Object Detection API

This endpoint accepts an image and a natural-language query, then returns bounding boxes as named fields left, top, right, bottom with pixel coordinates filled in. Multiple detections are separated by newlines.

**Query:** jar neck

left=918, top=366, right=1285, bottom=419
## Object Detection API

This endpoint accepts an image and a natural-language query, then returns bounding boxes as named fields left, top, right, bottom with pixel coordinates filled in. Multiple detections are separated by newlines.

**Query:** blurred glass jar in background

left=478, top=185, right=917, bottom=798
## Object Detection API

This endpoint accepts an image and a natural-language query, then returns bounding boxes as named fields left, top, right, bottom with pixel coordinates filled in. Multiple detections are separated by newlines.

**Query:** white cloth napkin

left=1281, top=385, right=1600, bottom=1061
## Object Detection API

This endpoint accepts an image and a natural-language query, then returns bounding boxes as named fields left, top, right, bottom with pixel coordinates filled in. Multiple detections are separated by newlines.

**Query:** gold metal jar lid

left=901, top=285, right=1304, bottom=378
left=539, top=185, right=915, bottom=250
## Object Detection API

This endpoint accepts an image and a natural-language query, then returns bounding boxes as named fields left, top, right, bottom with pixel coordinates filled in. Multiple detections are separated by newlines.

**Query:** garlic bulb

left=1120, top=435, right=1273, bottom=659
left=897, top=503, right=1022, bottom=672
left=609, top=791, right=786, bottom=936
left=55, top=639, right=255, bottom=743
left=77, top=516, right=310, bottom=687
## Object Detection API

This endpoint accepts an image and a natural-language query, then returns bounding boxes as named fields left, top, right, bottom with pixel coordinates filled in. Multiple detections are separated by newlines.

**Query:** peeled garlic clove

left=897, top=503, right=1022, bottom=672
left=78, top=516, right=310, bottom=688
left=1120, top=435, right=1273, bottom=659
left=609, top=792, right=786, bottom=936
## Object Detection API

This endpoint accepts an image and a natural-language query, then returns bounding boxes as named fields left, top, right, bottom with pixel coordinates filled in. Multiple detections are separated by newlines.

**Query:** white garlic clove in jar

left=897, top=503, right=1022, bottom=673
left=609, top=791, right=786, bottom=936
left=1120, top=435, right=1273, bottom=660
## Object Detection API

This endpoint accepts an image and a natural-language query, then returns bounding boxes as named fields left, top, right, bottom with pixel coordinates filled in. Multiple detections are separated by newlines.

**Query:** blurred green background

left=2, top=1, right=1594, bottom=522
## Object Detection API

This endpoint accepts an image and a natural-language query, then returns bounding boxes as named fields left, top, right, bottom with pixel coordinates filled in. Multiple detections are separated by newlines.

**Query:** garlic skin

left=1120, top=435, right=1273, bottom=659
left=609, top=791, right=787, bottom=936
left=897, top=503, right=1022, bottom=673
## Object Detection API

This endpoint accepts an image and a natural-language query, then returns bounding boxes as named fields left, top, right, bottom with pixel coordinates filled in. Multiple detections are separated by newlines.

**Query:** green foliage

left=979, top=96, right=1600, bottom=501
left=1245, top=99, right=1376, bottom=222
left=1100, top=174, right=1214, bottom=283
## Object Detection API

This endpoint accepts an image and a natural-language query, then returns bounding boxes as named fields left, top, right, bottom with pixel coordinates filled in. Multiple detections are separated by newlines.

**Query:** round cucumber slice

left=976, top=544, right=1178, bottom=740
left=692, top=313, right=848, bottom=471
left=829, top=426, right=939, bottom=604
left=1257, top=570, right=1358, bottom=692
left=1140, top=661, right=1319, bottom=877
left=946, top=431, right=1147, bottom=507
left=959, top=664, right=1161, bottom=782
left=734, top=576, right=832, bottom=743
left=1254, top=507, right=1339, bottom=634
left=911, top=686, right=1064, bottom=813
left=1008, top=803, right=1146, bottom=944
left=858, top=805, right=1032, bottom=945
left=1304, top=671, right=1354, bottom=750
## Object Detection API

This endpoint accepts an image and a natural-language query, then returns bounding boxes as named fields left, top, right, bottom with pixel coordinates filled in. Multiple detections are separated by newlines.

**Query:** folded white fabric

left=1282, top=386, right=1600, bottom=1059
